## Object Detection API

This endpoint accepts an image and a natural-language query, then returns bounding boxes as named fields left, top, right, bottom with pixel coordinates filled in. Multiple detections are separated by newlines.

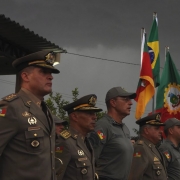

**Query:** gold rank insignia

left=60, top=130, right=71, bottom=139
left=133, top=152, right=141, bottom=157
left=154, top=157, right=159, bottom=161
left=3, top=93, right=17, bottom=101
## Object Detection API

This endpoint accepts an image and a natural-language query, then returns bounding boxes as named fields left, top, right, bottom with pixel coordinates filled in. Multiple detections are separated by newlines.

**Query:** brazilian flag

left=148, top=15, right=160, bottom=87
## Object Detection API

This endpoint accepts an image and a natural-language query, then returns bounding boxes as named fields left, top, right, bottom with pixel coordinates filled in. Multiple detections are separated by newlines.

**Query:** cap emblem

left=156, top=114, right=161, bottom=120
left=45, top=52, right=55, bottom=65
left=89, top=96, right=96, bottom=106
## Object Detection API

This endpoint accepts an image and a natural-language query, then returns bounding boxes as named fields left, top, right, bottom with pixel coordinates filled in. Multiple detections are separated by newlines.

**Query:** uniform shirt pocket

left=152, top=164, right=163, bottom=178
left=25, top=128, right=44, bottom=153
left=75, top=159, right=91, bottom=179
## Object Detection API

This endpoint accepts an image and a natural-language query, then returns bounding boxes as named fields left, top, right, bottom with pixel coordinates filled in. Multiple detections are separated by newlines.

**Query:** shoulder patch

left=96, top=130, right=106, bottom=140
left=137, top=140, right=144, bottom=145
left=133, top=152, right=141, bottom=157
left=60, top=130, right=71, bottom=139
left=2, top=93, right=18, bottom=102
left=163, top=150, right=171, bottom=162
left=0, top=108, right=6, bottom=117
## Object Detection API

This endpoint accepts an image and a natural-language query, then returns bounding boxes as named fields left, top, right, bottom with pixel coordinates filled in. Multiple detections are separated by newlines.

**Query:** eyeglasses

left=118, top=96, right=131, bottom=102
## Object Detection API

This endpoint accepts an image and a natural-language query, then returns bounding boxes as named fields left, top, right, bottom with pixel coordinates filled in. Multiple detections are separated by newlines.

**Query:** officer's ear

left=168, top=127, right=173, bottom=135
left=21, top=71, right=30, bottom=82
left=143, top=125, right=151, bottom=135
left=69, top=112, right=79, bottom=122
left=109, top=98, right=117, bottom=108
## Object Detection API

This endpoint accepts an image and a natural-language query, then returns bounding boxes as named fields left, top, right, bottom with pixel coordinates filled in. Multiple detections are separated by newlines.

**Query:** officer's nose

left=48, top=73, right=53, bottom=80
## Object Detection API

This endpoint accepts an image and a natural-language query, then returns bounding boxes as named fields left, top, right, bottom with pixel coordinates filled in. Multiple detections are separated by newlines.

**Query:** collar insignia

left=22, top=111, right=31, bottom=117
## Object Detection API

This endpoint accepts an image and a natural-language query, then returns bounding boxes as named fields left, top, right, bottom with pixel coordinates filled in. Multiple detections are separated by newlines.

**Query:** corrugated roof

left=0, top=14, right=64, bottom=75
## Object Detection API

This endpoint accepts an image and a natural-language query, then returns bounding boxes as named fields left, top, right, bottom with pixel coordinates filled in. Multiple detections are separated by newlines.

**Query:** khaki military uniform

left=55, top=127, right=95, bottom=180
left=128, top=137, right=167, bottom=180
left=0, top=89, right=56, bottom=180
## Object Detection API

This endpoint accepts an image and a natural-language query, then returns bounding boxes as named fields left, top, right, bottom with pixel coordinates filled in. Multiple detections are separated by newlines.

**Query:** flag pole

left=151, top=12, right=157, bottom=114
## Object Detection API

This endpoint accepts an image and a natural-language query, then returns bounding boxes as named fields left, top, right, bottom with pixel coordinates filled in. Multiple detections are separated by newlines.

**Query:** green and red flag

left=135, top=31, right=155, bottom=119
left=148, top=13, right=160, bottom=87
left=155, top=50, right=180, bottom=122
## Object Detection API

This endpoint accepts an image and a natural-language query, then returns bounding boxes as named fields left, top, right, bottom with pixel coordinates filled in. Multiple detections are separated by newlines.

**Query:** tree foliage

left=132, top=128, right=139, bottom=135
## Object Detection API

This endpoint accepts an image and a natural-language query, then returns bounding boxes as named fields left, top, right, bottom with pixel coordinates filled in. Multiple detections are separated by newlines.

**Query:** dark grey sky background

left=1, top=0, right=180, bottom=135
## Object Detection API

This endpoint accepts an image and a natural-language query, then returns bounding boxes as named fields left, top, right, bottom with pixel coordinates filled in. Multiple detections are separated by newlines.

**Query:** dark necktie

left=41, top=101, right=51, bottom=128
left=85, top=137, right=92, bottom=152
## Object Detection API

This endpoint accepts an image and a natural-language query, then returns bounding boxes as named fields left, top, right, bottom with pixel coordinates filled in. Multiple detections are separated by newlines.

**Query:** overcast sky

left=1, top=0, right=180, bottom=136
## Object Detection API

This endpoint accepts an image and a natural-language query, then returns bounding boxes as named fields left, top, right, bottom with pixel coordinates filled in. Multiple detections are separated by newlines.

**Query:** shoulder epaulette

left=137, top=140, right=144, bottom=145
left=60, top=130, right=71, bottom=139
left=2, top=93, right=18, bottom=102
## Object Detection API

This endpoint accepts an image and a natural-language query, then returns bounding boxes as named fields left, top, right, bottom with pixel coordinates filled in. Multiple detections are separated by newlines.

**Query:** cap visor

left=78, top=107, right=102, bottom=112
left=36, top=64, right=60, bottom=74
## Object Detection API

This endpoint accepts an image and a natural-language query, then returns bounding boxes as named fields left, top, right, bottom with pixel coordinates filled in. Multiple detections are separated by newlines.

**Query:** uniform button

left=52, top=167, right=54, bottom=170
left=83, top=163, right=86, bottom=166
left=50, top=135, right=52, bottom=138
left=81, top=168, right=87, bottom=174
left=51, top=151, right=53, bottom=154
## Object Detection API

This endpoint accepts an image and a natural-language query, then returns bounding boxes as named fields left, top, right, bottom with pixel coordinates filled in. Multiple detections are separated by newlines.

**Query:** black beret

left=63, top=94, right=102, bottom=114
left=12, top=50, right=60, bottom=74
left=136, top=113, right=165, bottom=127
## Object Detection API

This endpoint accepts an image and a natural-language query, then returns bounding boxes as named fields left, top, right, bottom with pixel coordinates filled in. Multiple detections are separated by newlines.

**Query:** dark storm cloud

left=1, top=0, right=180, bottom=50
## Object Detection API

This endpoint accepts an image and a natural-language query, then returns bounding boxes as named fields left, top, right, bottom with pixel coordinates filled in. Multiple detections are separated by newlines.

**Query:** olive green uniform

left=55, top=127, right=95, bottom=180
left=159, top=139, right=180, bottom=180
left=0, top=89, right=55, bottom=180
left=128, top=137, right=167, bottom=180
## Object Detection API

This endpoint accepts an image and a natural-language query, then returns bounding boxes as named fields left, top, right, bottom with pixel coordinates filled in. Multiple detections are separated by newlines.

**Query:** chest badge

left=28, top=117, right=37, bottom=125
left=31, top=140, right=40, bottom=147
left=78, top=150, right=84, bottom=156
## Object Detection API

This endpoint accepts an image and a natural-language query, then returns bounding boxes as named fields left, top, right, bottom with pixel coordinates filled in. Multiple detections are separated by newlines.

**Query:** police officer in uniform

left=159, top=118, right=180, bottom=180
left=0, top=50, right=60, bottom=180
left=53, top=115, right=68, bottom=134
left=89, top=87, right=136, bottom=180
left=128, top=113, right=167, bottom=180
left=55, top=94, right=102, bottom=180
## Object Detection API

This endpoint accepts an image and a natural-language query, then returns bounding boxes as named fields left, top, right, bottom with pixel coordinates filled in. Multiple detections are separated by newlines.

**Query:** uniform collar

left=69, top=127, right=86, bottom=141
left=140, top=136, right=156, bottom=149
left=21, top=88, right=41, bottom=108
left=164, top=139, right=180, bottom=150
left=105, top=114, right=124, bottom=126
